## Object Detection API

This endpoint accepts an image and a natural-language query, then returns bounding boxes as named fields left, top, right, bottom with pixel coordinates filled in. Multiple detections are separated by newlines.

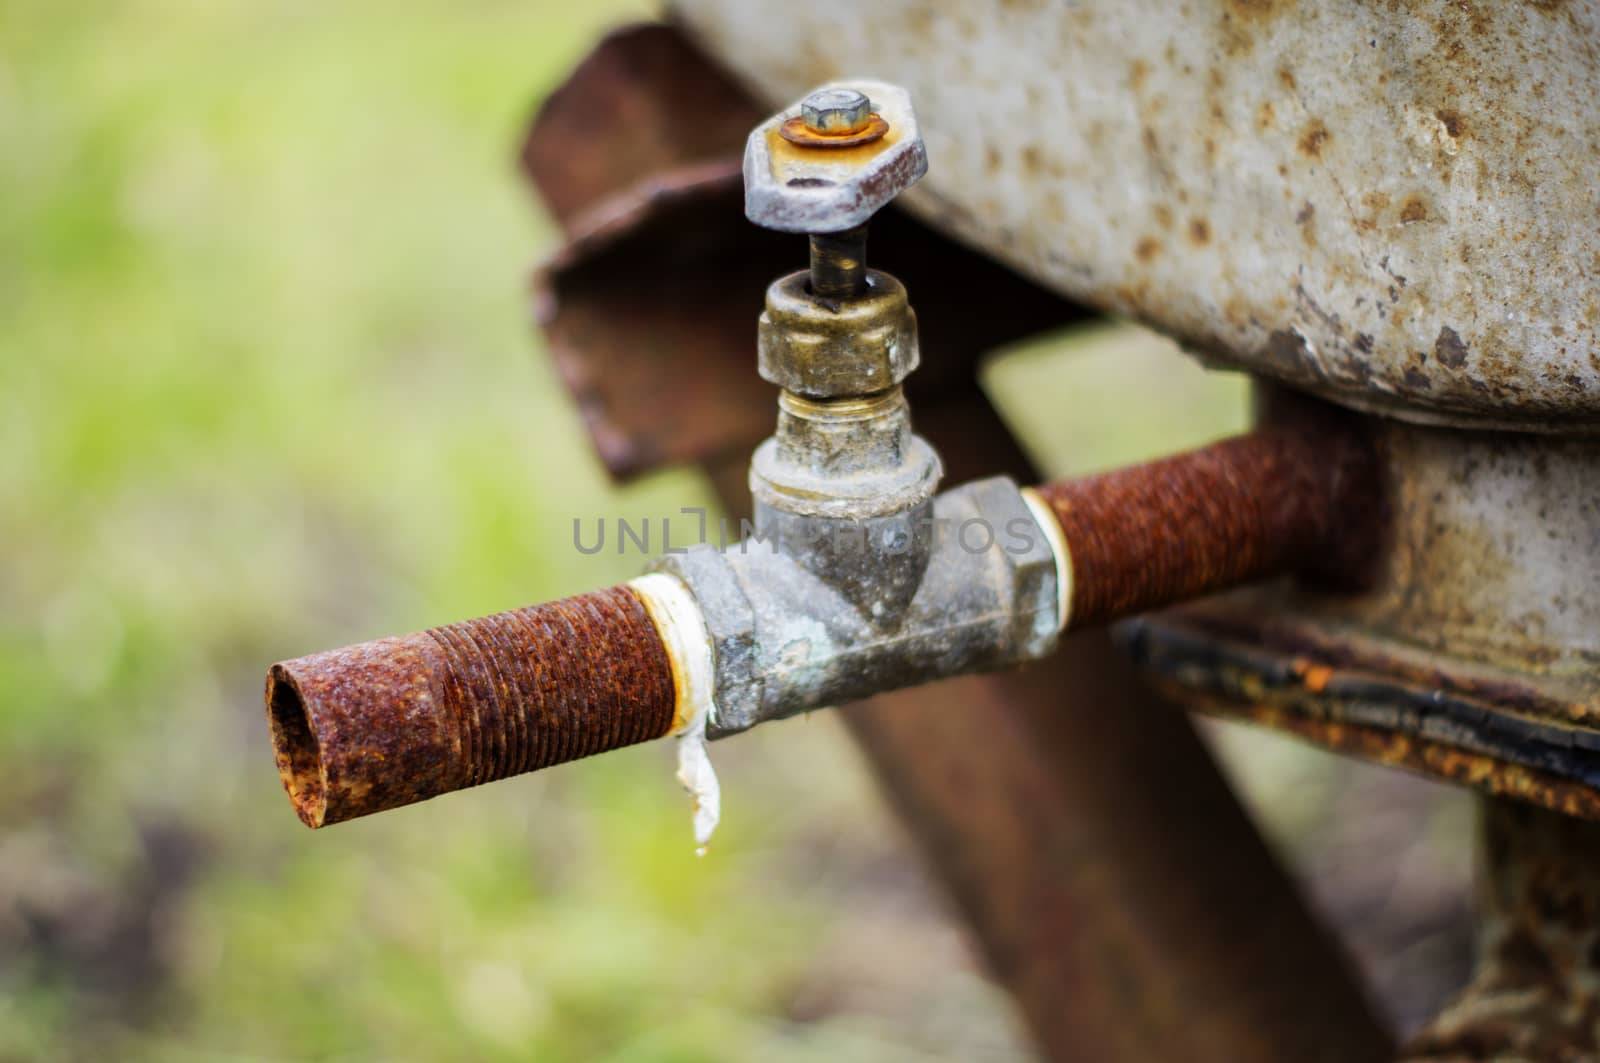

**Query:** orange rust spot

left=1204, top=704, right=1600, bottom=823
left=1277, top=66, right=1296, bottom=91
left=1112, top=282, right=1152, bottom=311
left=1297, top=119, right=1329, bottom=158
left=777, top=113, right=889, bottom=149
left=764, top=122, right=900, bottom=171
left=1219, top=0, right=1285, bottom=56
left=1435, top=108, right=1466, bottom=139
left=1135, top=236, right=1163, bottom=263
left=1302, top=664, right=1333, bottom=692
left=1228, top=0, right=1286, bottom=18
left=1256, top=101, right=1276, bottom=130
left=1129, top=58, right=1150, bottom=92
left=1188, top=218, right=1212, bottom=245
left=1400, top=195, right=1429, bottom=223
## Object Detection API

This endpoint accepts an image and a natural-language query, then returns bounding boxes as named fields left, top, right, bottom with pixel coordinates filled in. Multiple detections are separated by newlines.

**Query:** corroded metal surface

left=806, top=225, right=868, bottom=299
left=797, top=87, right=874, bottom=137
left=1035, top=401, right=1380, bottom=629
left=672, top=0, right=1600, bottom=433
left=744, top=80, right=927, bottom=233
left=652, top=476, right=1060, bottom=737
left=1403, top=799, right=1600, bottom=1061
left=520, top=23, right=762, bottom=233
left=266, top=586, right=676, bottom=827
left=777, top=112, right=888, bottom=149
left=1127, top=604, right=1600, bottom=821
left=1124, top=411, right=1600, bottom=812
left=1339, top=424, right=1600, bottom=677
left=757, top=269, right=918, bottom=397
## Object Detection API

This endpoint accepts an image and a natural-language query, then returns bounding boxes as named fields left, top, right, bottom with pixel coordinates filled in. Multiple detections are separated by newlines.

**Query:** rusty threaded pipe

left=1031, top=408, right=1380, bottom=630
left=266, top=583, right=682, bottom=828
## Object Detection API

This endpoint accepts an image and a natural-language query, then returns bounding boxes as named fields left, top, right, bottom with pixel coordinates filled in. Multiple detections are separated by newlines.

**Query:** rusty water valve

left=648, top=81, right=1062, bottom=746
left=264, top=80, right=1376, bottom=848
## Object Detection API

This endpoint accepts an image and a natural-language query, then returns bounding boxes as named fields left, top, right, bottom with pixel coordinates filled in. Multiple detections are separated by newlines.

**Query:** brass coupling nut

left=757, top=269, right=919, bottom=398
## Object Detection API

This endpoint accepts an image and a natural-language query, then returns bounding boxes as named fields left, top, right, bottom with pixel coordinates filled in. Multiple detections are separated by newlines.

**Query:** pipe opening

left=267, top=666, right=328, bottom=828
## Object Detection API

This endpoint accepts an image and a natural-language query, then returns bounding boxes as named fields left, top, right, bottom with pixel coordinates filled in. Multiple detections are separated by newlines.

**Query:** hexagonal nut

left=758, top=269, right=919, bottom=398
left=801, top=88, right=872, bottom=135
left=960, top=477, right=1064, bottom=661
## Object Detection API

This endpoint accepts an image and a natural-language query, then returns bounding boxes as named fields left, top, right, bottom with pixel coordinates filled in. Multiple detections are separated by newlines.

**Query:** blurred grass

left=0, top=2, right=1467, bottom=1059
left=0, top=3, right=1037, bottom=1059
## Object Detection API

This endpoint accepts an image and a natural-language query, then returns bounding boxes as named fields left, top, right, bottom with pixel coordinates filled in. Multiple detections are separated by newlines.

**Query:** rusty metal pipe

left=1033, top=406, right=1380, bottom=630
left=266, top=405, right=1377, bottom=829
left=266, top=584, right=682, bottom=827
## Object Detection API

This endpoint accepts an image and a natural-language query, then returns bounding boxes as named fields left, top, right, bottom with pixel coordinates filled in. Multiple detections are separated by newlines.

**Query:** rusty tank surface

left=672, top=0, right=1600, bottom=434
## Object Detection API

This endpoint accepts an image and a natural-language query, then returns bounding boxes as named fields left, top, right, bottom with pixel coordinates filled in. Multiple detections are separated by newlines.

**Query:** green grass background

left=0, top=2, right=1468, bottom=1059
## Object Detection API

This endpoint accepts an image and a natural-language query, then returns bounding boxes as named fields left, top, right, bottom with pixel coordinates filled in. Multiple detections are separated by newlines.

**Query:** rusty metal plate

left=1403, top=799, right=1600, bottom=1061
left=671, top=0, right=1600, bottom=433
left=521, top=23, right=765, bottom=232
left=1126, top=601, right=1600, bottom=820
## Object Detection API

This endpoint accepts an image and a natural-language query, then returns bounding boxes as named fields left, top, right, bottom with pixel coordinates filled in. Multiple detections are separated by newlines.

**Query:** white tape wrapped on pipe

left=628, top=573, right=721, bottom=854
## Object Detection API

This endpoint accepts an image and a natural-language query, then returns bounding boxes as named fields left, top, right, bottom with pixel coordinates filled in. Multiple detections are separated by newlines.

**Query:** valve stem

left=809, top=224, right=869, bottom=300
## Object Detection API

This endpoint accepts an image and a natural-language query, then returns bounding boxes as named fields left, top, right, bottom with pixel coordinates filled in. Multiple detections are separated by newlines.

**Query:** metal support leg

left=703, top=397, right=1392, bottom=1062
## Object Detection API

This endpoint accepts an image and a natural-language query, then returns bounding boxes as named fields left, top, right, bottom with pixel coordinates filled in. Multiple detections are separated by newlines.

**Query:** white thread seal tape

left=628, top=573, right=721, bottom=854
left=1020, top=487, right=1073, bottom=634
